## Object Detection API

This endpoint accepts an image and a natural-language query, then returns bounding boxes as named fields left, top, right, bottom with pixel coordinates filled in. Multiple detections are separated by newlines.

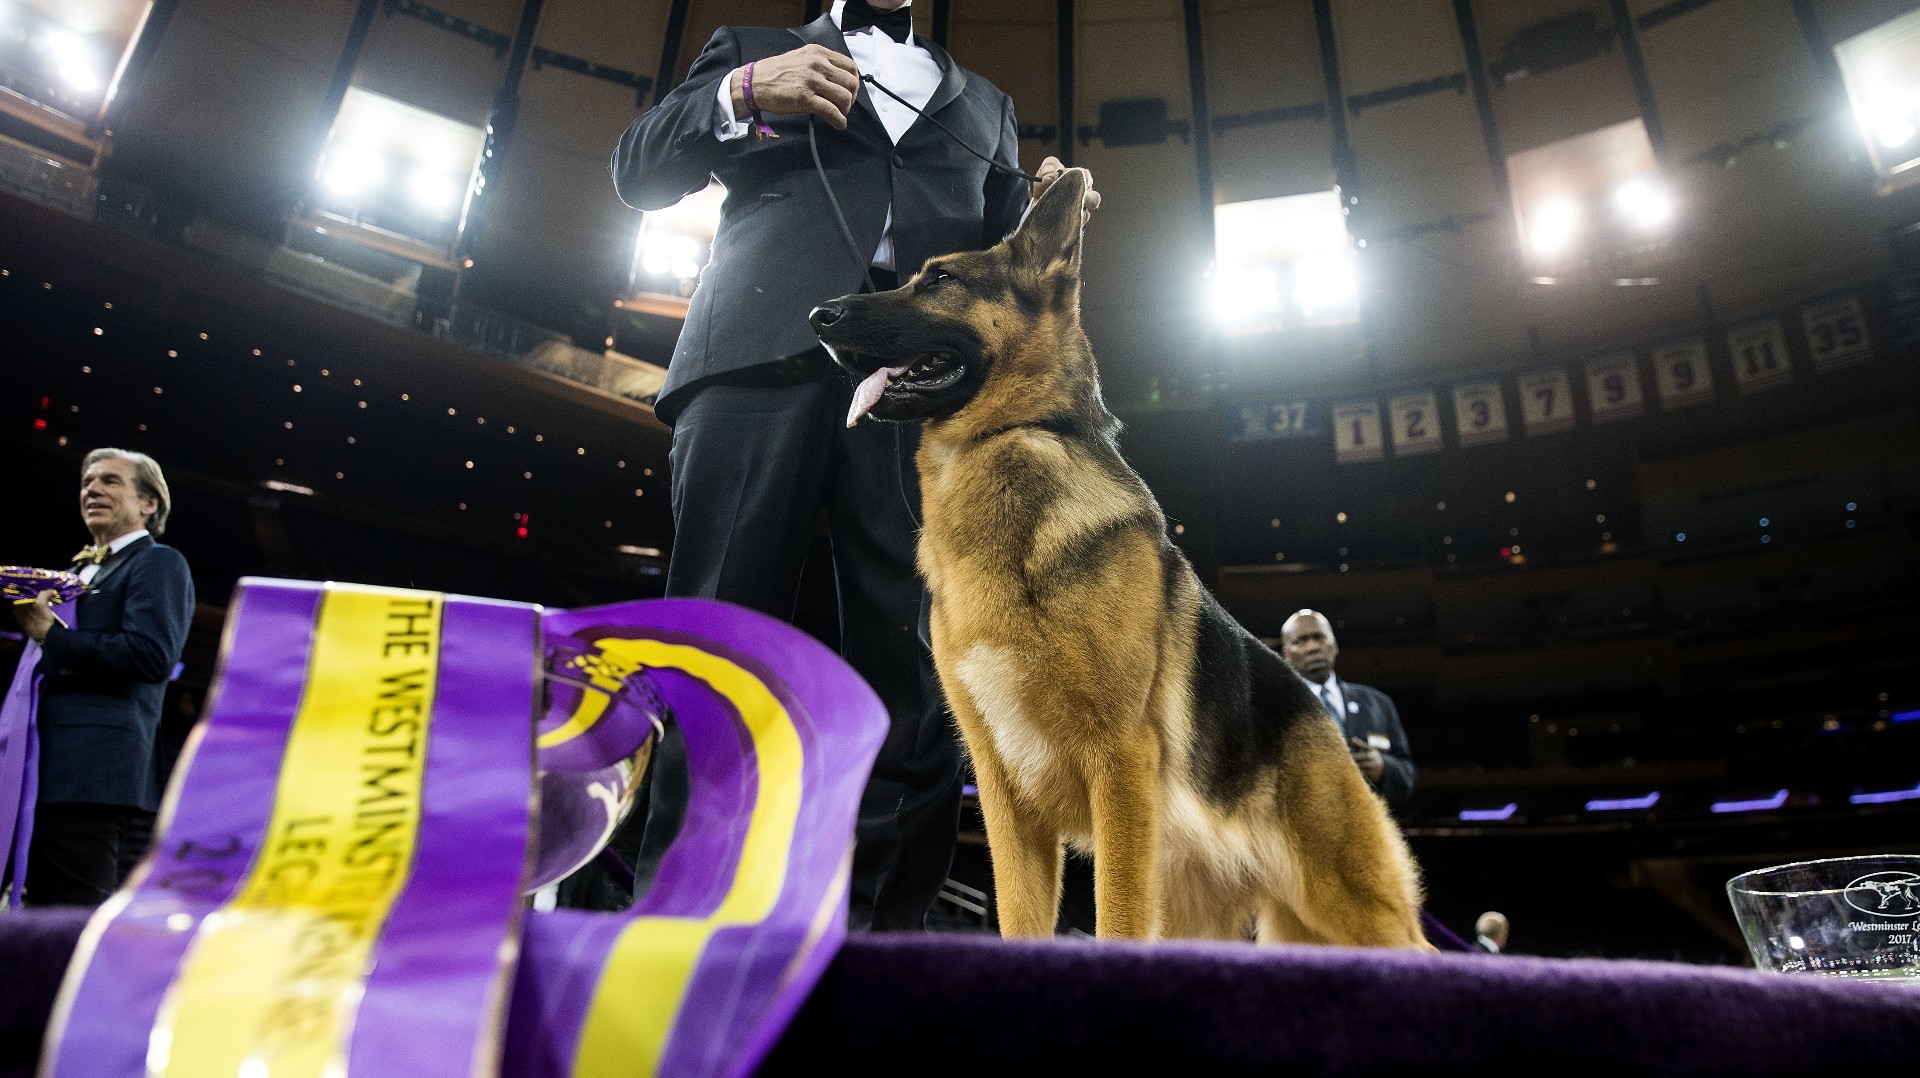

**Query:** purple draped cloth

left=0, top=630, right=47, bottom=909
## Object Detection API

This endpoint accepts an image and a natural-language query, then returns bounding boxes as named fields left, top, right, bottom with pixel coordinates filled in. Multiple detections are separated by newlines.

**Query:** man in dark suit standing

left=609, top=1, right=1086, bottom=928
left=12, top=449, right=193, bottom=905
left=1280, top=609, right=1416, bottom=808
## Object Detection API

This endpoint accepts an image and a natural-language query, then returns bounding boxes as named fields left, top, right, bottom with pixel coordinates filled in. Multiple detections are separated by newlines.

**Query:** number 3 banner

left=1331, top=399, right=1385, bottom=463
left=1517, top=366, right=1575, bottom=436
left=1651, top=337, right=1714, bottom=410
left=1800, top=293, right=1872, bottom=371
left=1388, top=390, right=1443, bottom=456
left=1583, top=353, right=1644, bottom=423
left=1450, top=379, right=1509, bottom=447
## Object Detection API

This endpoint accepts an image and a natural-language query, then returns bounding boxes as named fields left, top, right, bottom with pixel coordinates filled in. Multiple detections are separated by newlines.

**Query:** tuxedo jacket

left=611, top=14, right=1029, bottom=425
left=1328, top=676, right=1417, bottom=808
left=35, top=536, right=194, bottom=811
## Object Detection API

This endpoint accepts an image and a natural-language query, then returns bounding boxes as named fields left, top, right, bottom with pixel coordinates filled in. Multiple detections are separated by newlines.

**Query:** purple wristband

left=742, top=61, right=777, bottom=139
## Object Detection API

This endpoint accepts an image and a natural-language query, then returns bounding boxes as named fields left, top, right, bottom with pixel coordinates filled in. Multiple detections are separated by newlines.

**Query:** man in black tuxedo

left=13, top=449, right=193, bottom=905
left=1280, top=609, right=1417, bottom=808
left=609, top=0, right=1087, bottom=928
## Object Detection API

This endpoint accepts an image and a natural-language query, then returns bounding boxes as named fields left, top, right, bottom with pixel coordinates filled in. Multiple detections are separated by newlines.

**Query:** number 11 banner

left=1517, top=366, right=1576, bottom=436
left=1727, top=316, right=1794, bottom=394
left=1584, top=353, right=1644, bottom=423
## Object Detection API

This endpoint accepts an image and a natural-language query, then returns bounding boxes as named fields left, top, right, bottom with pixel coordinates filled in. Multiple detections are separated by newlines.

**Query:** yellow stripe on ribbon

left=570, top=639, right=805, bottom=1078
left=148, top=584, right=443, bottom=1078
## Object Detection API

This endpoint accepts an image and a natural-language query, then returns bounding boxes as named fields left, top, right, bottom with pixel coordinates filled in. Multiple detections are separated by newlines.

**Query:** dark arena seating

left=3, top=0, right=1920, bottom=1074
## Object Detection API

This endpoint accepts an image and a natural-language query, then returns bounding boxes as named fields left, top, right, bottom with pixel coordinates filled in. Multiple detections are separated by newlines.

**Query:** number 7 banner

left=1517, top=366, right=1575, bottom=436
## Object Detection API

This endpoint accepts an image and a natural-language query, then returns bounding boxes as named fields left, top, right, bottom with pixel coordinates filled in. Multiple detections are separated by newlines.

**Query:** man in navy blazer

left=13, top=448, right=193, bottom=905
left=1280, top=610, right=1416, bottom=808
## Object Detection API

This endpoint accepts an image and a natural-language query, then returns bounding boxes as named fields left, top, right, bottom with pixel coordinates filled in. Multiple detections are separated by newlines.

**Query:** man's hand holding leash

left=730, top=44, right=862, bottom=131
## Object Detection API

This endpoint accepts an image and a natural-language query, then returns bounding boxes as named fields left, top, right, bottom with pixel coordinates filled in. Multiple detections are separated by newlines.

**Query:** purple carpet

left=4, top=908, right=1916, bottom=1075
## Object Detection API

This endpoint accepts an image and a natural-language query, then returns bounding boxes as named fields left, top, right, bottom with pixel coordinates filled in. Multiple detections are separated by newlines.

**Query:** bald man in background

left=1279, top=609, right=1416, bottom=808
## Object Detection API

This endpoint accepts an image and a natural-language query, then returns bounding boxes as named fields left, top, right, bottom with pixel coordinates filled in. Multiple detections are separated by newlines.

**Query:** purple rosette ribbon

left=2, top=566, right=85, bottom=605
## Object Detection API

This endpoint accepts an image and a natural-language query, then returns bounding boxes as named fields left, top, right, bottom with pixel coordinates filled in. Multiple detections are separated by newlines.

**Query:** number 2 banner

left=1517, top=367, right=1575, bottom=436
left=1388, top=390, right=1443, bottom=456
left=1584, top=353, right=1644, bottom=423
left=1450, top=379, right=1509, bottom=447
left=1331, top=399, right=1385, bottom=463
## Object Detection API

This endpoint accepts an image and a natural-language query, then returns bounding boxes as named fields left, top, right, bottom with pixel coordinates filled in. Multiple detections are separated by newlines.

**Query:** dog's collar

left=972, top=415, right=1083, bottom=444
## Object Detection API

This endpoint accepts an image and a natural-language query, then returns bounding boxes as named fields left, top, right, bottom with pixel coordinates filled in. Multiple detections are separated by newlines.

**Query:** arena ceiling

left=60, top=0, right=1920, bottom=406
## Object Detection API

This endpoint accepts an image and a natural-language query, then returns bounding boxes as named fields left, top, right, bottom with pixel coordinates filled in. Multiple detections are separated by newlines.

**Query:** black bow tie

left=841, top=0, right=912, bottom=43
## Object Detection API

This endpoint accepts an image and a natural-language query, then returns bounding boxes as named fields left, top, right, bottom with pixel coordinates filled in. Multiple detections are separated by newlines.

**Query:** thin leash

left=802, top=73, right=1041, bottom=533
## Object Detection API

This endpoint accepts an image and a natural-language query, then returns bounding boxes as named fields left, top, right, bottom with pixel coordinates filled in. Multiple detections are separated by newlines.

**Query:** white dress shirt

left=712, top=0, right=942, bottom=270
left=79, top=528, right=148, bottom=585
left=1315, top=676, right=1348, bottom=732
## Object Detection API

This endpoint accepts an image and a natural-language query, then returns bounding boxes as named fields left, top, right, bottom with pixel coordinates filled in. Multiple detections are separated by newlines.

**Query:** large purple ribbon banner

left=34, top=581, right=887, bottom=1078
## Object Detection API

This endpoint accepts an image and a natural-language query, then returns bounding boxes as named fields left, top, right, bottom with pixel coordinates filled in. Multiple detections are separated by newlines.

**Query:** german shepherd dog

left=810, top=169, right=1428, bottom=947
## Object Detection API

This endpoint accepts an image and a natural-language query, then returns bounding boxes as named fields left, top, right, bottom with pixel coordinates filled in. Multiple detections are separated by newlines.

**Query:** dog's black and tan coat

left=811, top=169, right=1428, bottom=946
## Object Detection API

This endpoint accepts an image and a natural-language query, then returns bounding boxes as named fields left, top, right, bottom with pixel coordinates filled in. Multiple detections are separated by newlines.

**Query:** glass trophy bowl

left=1727, top=855, right=1920, bottom=984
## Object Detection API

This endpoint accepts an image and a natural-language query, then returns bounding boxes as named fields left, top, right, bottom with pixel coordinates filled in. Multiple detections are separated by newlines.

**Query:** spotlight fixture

left=1527, top=196, right=1581, bottom=256
left=1613, top=177, right=1674, bottom=230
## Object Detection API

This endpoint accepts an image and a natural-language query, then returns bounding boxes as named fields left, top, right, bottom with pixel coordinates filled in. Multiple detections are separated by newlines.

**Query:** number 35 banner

left=1800, top=294, right=1872, bottom=371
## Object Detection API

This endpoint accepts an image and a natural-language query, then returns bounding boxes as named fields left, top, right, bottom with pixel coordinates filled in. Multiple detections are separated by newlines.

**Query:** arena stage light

left=1612, top=178, right=1674, bottom=231
left=1527, top=196, right=1581, bottom=257
left=322, top=145, right=385, bottom=198
left=1209, top=263, right=1280, bottom=323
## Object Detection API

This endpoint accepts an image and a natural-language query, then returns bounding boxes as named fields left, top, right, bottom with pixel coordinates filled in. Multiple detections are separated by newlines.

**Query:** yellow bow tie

left=72, top=544, right=111, bottom=566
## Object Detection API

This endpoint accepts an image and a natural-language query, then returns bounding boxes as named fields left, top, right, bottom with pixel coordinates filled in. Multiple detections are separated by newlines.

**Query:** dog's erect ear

left=1010, top=167, right=1088, bottom=276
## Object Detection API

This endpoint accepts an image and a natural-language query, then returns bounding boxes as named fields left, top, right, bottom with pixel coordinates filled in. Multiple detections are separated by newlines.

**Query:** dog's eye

left=924, top=268, right=961, bottom=290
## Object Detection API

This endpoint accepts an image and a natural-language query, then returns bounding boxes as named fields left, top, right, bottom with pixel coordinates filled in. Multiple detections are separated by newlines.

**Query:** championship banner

left=1516, top=367, right=1575, bottom=436
left=1650, top=338, right=1714, bottom=410
left=1800, top=293, right=1872, bottom=371
left=502, top=599, right=886, bottom=1078
left=1727, top=316, right=1794, bottom=394
left=1583, top=353, right=1644, bottom=423
left=1387, top=390, right=1442, bottom=457
left=1450, top=379, right=1509, bottom=447
left=42, top=581, right=539, bottom=1078
left=1331, top=399, right=1385, bottom=463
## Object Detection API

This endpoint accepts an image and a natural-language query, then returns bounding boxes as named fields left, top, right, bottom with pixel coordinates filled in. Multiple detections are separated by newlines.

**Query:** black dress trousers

left=631, top=345, right=964, bottom=930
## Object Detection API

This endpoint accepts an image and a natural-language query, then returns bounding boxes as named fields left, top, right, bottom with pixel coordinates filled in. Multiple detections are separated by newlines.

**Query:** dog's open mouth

left=844, top=351, right=966, bottom=427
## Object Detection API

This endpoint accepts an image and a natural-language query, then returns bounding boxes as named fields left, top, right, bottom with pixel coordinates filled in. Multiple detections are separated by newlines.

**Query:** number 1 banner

left=1387, top=390, right=1443, bottom=456
left=1331, top=399, right=1385, bottom=463
left=1727, top=316, right=1794, bottom=394
left=1450, top=379, right=1509, bottom=447
left=1583, top=353, right=1644, bottom=423
left=1517, top=366, right=1575, bottom=436
left=1651, top=337, right=1714, bottom=410
left=1800, top=293, right=1873, bottom=371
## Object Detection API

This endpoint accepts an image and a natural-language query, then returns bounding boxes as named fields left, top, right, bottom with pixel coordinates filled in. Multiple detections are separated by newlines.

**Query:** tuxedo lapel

left=790, top=14, right=883, bottom=126
left=88, top=535, right=152, bottom=590
left=916, top=36, right=968, bottom=122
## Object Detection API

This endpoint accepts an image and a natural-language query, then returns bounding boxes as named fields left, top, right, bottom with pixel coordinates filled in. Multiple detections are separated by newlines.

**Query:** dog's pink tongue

left=846, top=364, right=913, bottom=427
